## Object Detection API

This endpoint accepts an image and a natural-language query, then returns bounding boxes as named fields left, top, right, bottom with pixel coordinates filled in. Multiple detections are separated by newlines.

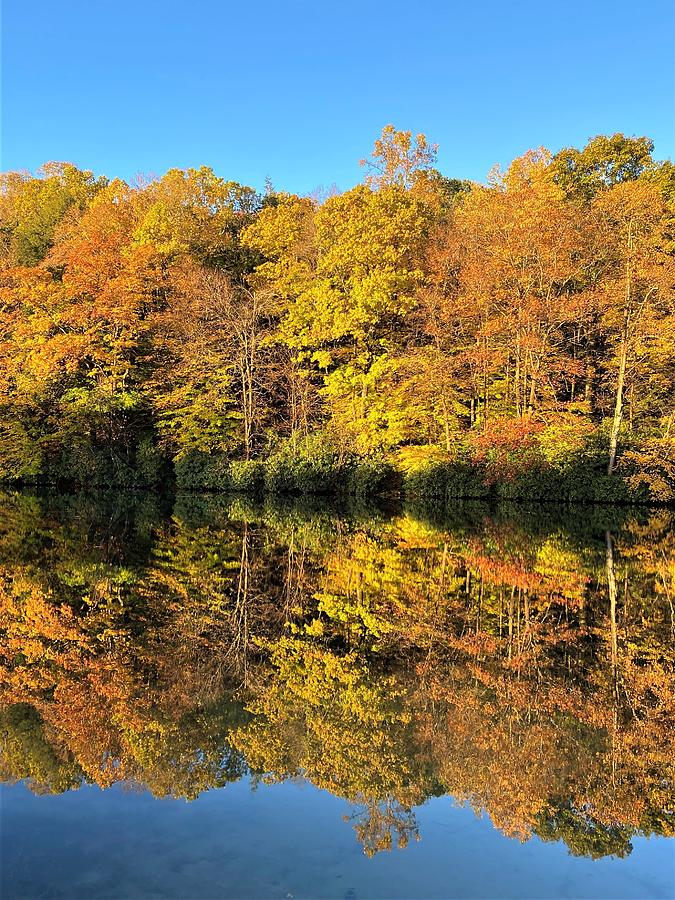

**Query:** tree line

left=1, top=128, right=674, bottom=500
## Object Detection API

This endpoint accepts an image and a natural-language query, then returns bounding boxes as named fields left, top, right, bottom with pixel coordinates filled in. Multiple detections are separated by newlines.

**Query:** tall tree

left=551, top=134, right=656, bottom=200
left=151, top=264, right=275, bottom=461
left=592, top=180, right=675, bottom=473
left=360, top=124, right=438, bottom=190
left=0, top=162, right=106, bottom=267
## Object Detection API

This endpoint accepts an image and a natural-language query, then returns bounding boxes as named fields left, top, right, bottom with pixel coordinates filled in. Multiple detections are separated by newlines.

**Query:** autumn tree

left=151, top=263, right=276, bottom=462
left=551, top=134, right=657, bottom=200
left=360, top=124, right=438, bottom=190
left=592, top=180, right=675, bottom=473
left=423, top=150, right=597, bottom=448
left=134, top=167, right=261, bottom=277
left=0, top=162, right=106, bottom=267
left=0, top=130, right=673, bottom=500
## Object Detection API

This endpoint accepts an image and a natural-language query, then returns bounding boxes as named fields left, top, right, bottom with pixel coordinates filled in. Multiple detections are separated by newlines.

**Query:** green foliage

left=344, top=458, right=396, bottom=497
left=263, top=435, right=346, bottom=494
left=229, top=459, right=265, bottom=493
left=261, top=437, right=396, bottom=496
left=0, top=163, right=107, bottom=265
left=0, top=704, right=83, bottom=792
left=400, top=447, right=641, bottom=505
left=551, top=134, right=656, bottom=199
left=135, top=435, right=165, bottom=486
left=0, top=418, right=43, bottom=481
left=174, top=441, right=396, bottom=498
left=174, top=450, right=232, bottom=490
left=535, top=804, right=633, bottom=859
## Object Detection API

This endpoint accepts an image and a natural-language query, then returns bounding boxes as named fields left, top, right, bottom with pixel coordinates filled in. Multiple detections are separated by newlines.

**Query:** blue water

left=2, top=779, right=672, bottom=899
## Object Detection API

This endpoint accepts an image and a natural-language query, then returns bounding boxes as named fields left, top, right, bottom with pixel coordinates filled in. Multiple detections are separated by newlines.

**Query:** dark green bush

left=344, top=458, right=396, bottom=496
left=229, top=459, right=265, bottom=493
left=135, top=436, right=165, bottom=486
left=404, top=460, right=491, bottom=500
left=263, top=435, right=344, bottom=494
left=174, top=451, right=232, bottom=490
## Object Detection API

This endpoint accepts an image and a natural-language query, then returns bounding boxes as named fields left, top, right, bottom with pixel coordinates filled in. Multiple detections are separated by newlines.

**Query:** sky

left=2, top=0, right=674, bottom=194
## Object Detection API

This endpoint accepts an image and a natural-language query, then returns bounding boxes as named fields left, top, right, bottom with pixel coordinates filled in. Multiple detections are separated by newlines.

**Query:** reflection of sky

left=2, top=779, right=672, bottom=899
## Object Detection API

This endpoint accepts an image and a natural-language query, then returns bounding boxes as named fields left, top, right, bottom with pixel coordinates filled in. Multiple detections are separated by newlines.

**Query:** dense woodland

left=1, top=128, right=675, bottom=501
left=0, top=493, right=673, bottom=858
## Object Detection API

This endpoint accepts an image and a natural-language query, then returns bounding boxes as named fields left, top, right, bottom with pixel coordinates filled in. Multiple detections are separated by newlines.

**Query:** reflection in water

left=0, top=491, right=673, bottom=866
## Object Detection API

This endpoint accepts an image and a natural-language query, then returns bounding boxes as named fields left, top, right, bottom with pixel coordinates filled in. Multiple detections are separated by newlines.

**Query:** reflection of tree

left=346, top=798, right=420, bottom=857
left=0, top=491, right=673, bottom=858
left=536, top=803, right=633, bottom=860
left=0, top=703, right=82, bottom=793
left=227, top=524, right=252, bottom=686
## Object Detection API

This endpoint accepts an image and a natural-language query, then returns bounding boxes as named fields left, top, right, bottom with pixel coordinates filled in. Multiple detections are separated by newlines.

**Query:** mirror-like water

left=0, top=492, right=673, bottom=899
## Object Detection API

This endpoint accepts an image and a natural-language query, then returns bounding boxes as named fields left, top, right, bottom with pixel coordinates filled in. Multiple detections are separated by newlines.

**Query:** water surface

left=0, top=492, right=673, bottom=898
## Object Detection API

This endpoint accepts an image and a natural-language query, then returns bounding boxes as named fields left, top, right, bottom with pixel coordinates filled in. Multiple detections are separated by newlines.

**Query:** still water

left=0, top=491, right=673, bottom=899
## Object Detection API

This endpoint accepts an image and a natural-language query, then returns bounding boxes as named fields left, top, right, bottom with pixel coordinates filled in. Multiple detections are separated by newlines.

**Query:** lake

left=0, top=491, right=673, bottom=899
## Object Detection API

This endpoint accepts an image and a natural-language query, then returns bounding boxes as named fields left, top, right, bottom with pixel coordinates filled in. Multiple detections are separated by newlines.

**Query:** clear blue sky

left=2, top=0, right=673, bottom=193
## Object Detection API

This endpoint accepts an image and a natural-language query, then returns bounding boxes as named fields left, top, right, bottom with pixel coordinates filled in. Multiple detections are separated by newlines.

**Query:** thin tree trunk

left=441, top=397, right=452, bottom=451
left=608, top=219, right=633, bottom=475
left=608, top=310, right=629, bottom=475
left=606, top=531, right=619, bottom=702
left=514, top=337, right=521, bottom=417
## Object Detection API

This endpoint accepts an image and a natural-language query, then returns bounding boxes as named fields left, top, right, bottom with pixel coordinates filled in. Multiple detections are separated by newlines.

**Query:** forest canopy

left=1, top=128, right=674, bottom=501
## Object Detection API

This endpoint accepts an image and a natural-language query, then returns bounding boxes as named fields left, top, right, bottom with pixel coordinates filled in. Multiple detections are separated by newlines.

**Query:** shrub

left=135, top=436, right=164, bottom=486
left=469, top=416, right=545, bottom=484
left=174, top=451, right=231, bottom=490
left=229, top=459, right=265, bottom=493
left=344, top=458, right=396, bottom=496
left=264, top=434, right=345, bottom=494
left=403, top=459, right=491, bottom=500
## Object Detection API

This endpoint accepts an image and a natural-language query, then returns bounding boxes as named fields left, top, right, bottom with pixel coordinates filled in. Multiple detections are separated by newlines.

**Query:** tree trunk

left=605, top=531, right=619, bottom=702
left=441, top=397, right=452, bottom=451
left=608, top=219, right=633, bottom=475
left=514, top=340, right=521, bottom=417
left=607, top=309, right=629, bottom=475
